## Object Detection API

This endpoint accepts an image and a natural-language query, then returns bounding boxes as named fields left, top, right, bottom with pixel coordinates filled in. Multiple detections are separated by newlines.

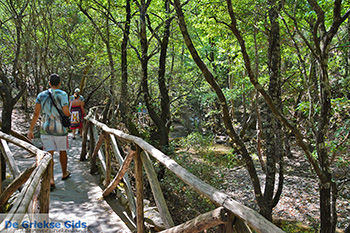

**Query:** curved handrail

left=84, top=109, right=285, bottom=233
left=0, top=131, right=52, bottom=232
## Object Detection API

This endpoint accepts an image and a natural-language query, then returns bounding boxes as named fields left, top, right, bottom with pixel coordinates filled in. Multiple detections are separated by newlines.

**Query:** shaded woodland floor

left=3, top=106, right=350, bottom=232
left=169, top=144, right=350, bottom=232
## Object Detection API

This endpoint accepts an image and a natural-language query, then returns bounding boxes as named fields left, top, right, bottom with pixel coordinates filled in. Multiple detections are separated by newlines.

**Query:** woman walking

left=70, top=88, right=85, bottom=139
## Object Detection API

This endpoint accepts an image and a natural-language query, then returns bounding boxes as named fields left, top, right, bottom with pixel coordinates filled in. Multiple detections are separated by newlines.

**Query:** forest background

left=0, top=0, right=350, bottom=232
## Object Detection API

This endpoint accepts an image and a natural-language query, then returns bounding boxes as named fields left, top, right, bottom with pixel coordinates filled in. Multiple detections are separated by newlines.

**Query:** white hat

left=74, top=88, right=80, bottom=93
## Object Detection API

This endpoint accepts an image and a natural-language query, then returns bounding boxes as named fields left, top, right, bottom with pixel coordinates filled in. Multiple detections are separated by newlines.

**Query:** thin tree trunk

left=173, top=0, right=264, bottom=207
left=119, top=0, right=139, bottom=136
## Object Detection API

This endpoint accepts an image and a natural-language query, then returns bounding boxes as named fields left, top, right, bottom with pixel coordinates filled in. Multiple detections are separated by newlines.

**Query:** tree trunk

left=318, top=59, right=335, bottom=233
left=119, top=0, right=139, bottom=136
left=174, top=0, right=264, bottom=207
left=259, top=0, right=284, bottom=221
left=158, top=6, right=172, bottom=150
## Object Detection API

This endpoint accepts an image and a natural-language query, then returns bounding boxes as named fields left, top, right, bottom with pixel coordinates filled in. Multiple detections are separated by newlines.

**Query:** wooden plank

left=135, top=146, right=144, bottom=233
left=110, top=134, right=136, bottom=219
left=80, top=120, right=90, bottom=161
left=159, top=207, right=228, bottom=233
left=141, top=151, right=174, bottom=228
left=103, top=150, right=135, bottom=197
left=85, top=117, right=285, bottom=233
left=0, top=164, right=36, bottom=210
left=0, top=139, right=21, bottom=177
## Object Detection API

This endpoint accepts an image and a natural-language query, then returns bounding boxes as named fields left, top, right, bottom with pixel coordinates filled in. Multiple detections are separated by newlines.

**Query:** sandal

left=62, top=172, right=71, bottom=180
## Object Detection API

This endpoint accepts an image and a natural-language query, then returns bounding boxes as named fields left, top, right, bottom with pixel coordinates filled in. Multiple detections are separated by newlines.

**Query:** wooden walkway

left=7, top=134, right=132, bottom=233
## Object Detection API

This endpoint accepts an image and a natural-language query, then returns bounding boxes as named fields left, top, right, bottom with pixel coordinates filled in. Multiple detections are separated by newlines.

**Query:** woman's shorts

left=40, top=135, right=69, bottom=152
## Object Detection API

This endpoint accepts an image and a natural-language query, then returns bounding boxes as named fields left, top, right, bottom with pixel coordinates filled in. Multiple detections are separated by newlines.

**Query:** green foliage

left=202, top=148, right=243, bottom=169
left=176, top=132, right=214, bottom=151
left=278, top=219, right=315, bottom=233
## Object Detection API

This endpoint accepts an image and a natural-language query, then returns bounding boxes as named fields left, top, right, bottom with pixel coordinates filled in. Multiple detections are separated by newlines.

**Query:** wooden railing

left=82, top=108, right=285, bottom=233
left=0, top=131, right=52, bottom=232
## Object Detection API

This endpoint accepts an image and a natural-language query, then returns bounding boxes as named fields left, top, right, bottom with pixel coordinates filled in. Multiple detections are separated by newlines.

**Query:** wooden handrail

left=84, top=111, right=285, bottom=233
left=0, top=131, right=52, bottom=232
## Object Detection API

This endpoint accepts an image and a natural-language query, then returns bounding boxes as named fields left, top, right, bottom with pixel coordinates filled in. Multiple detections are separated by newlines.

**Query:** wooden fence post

left=141, top=152, right=174, bottom=228
left=80, top=121, right=90, bottom=161
left=88, top=123, right=95, bottom=159
left=0, top=152, right=1, bottom=194
left=218, top=211, right=235, bottom=233
left=135, top=146, right=144, bottom=233
left=39, top=159, right=52, bottom=213
left=104, top=132, right=111, bottom=186
left=90, top=133, right=105, bottom=174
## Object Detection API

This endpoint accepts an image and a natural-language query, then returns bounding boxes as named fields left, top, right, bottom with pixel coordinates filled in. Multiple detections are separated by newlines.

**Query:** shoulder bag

left=48, top=90, right=71, bottom=128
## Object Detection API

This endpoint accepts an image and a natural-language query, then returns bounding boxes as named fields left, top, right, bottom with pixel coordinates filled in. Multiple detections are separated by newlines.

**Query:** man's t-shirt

left=36, top=89, right=69, bottom=136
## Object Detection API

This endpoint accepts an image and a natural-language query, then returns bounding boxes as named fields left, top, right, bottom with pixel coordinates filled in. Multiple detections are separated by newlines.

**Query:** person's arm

left=61, top=93, right=70, bottom=116
left=62, top=105, right=70, bottom=116
left=27, top=103, right=41, bottom=140
left=81, top=101, right=85, bottom=116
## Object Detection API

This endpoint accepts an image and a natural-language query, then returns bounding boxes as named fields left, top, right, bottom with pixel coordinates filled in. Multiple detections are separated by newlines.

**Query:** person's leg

left=54, top=135, right=70, bottom=179
left=59, top=150, right=70, bottom=178
left=48, top=151, right=55, bottom=185
left=40, top=135, right=56, bottom=186
left=72, top=129, right=76, bottom=139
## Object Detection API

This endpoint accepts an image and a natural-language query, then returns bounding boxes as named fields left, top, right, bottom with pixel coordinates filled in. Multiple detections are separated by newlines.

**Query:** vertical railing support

left=141, top=151, right=174, bottom=227
left=219, top=211, right=235, bottom=233
left=80, top=121, right=90, bottom=161
left=88, top=123, right=95, bottom=159
left=0, top=152, right=2, bottom=195
left=90, top=133, right=105, bottom=174
left=135, top=146, right=144, bottom=233
left=39, top=159, right=52, bottom=213
left=104, top=132, right=111, bottom=186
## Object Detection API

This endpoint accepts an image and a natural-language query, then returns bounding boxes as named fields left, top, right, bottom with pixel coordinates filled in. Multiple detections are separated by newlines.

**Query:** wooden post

left=104, top=132, right=111, bottom=186
left=141, top=152, right=174, bottom=228
left=218, top=211, right=235, bottom=233
left=135, top=146, right=144, bottom=233
left=0, top=150, right=1, bottom=195
left=88, top=123, right=95, bottom=159
left=80, top=120, right=90, bottom=161
left=90, top=133, right=105, bottom=174
left=39, top=159, right=52, bottom=213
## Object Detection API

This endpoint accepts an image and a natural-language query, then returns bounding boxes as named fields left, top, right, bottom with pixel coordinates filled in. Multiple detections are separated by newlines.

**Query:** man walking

left=28, top=74, right=71, bottom=190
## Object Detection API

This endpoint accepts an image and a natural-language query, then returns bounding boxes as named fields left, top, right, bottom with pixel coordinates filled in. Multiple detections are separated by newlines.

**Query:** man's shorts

left=40, top=135, right=69, bottom=152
